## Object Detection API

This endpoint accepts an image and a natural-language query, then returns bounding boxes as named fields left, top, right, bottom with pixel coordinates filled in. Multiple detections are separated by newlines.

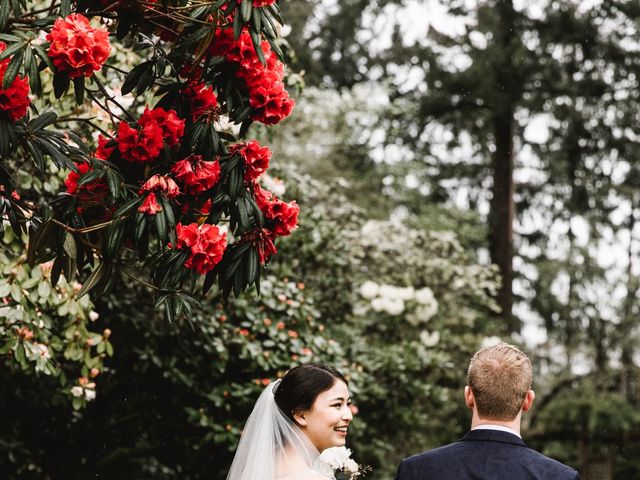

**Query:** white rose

left=320, top=447, right=351, bottom=469
left=343, top=459, right=359, bottom=474
left=84, top=389, right=96, bottom=401
left=359, top=281, right=379, bottom=299
left=414, top=287, right=435, bottom=305
left=71, top=386, right=83, bottom=397
left=382, top=298, right=405, bottom=316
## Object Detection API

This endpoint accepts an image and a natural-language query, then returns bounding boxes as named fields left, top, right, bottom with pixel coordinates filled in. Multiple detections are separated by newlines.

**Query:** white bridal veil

left=226, top=379, right=321, bottom=480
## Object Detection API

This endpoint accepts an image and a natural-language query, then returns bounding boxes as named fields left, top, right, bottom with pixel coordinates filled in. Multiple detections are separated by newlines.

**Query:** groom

left=395, top=343, right=580, bottom=480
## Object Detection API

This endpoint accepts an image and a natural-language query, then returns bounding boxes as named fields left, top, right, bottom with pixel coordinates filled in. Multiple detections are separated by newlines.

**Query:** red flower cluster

left=65, top=162, right=108, bottom=204
left=176, top=222, right=227, bottom=274
left=254, top=184, right=299, bottom=237
left=252, top=228, right=278, bottom=264
left=210, top=29, right=294, bottom=125
left=138, top=174, right=180, bottom=215
left=185, top=83, right=218, bottom=121
left=229, top=140, right=271, bottom=181
left=0, top=42, right=30, bottom=121
left=117, top=107, right=184, bottom=163
left=46, top=14, right=110, bottom=79
left=139, top=107, right=184, bottom=147
left=172, top=155, right=221, bottom=194
left=93, top=135, right=115, bottom=160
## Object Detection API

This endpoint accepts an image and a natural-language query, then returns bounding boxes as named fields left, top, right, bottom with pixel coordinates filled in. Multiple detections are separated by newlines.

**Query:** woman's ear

left=292, top=410, right=308, bottom=427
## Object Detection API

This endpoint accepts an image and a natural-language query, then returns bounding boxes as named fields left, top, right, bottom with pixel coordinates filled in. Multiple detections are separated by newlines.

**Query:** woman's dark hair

left=274, top=363, right=347, bottom=423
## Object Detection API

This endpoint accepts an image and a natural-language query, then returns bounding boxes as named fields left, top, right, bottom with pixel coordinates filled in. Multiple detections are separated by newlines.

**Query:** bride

left=226, top=364, right=353, bottom=480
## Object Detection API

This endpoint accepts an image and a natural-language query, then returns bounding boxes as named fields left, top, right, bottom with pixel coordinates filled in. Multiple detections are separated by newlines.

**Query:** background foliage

left=3, top=0, right=640, bottom=479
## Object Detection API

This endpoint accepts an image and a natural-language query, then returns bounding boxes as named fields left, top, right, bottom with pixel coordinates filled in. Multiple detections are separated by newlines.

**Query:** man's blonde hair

left=467, top=343, right=532, bottom=421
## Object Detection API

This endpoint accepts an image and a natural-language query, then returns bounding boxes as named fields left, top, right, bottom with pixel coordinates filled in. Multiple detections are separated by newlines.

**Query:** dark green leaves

left=121, top=61, right=154, bottom=96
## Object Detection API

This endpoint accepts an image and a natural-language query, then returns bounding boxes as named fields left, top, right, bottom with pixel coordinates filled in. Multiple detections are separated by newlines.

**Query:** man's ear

left=522, top=390, right=535, bottom=413
left=293, top=410, right=308, bottom=427
left=464, top=386, right=475, bottom=410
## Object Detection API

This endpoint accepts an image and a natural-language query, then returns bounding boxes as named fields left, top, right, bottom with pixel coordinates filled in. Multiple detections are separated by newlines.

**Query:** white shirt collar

left=471, top=424, right=521, bottom=439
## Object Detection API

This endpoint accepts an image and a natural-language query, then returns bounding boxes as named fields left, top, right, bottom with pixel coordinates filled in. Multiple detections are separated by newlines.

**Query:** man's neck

left=471, top=416, right=521, bottom=435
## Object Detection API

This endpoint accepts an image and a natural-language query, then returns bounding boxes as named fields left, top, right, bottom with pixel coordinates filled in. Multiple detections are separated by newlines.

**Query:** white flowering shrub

left=0, top=225, right=111, bottom=409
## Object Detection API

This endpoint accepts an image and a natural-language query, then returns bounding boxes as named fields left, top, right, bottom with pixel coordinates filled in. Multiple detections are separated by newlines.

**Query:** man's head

left=465, top=343, right=534, bottom=422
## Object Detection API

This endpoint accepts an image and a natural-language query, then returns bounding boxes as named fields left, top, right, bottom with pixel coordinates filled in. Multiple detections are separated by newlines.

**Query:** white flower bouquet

left=315, top=446, right=368, bottom=480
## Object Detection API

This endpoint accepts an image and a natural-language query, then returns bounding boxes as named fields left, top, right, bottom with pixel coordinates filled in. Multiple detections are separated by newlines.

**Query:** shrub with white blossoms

left=358, top=280, right=439, bottom=321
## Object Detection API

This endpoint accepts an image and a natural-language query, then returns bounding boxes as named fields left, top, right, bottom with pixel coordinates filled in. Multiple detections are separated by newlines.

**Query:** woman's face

left=296, top=380, right=353, bottom=452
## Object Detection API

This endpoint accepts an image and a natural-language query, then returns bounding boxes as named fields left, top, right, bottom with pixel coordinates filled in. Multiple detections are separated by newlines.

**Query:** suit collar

left=461, top=428, right=527, bottom=447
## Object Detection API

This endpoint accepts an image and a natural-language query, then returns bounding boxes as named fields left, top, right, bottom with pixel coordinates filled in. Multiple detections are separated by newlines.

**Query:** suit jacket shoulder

left=395, top=430, right=580, bottom=480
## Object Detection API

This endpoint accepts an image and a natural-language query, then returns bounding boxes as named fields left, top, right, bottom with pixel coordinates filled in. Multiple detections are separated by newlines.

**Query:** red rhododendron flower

left=253, top=184, right=276, bottom=212
left=230, top=140, right=271, bottom=181
left=252, top=228, right=277, bottom=264
left=65, top=162, right=109, bottom=204
left=172, top=155, right=221, bottom=194
left=47, top=14, right=111, bottom=79
left=138, top=192, right=163, bottom=215
left=139, top=107, right=185, bottom=147
left=268, top=199, right=299, bottom=236
left=139, top=174, right=180, bottom=199
left=185, top=83, right=218, bottom=121
left=210, top=29, right=294, bottom=125
left=94, top=135, right=116, bottom=160
left=0, top=42, right=30, bottom=121
left=176, top=222, right=227, bottom=274
left=253, top=184, right=299, bottom=236
left=117, top=121, right=164, bottom=163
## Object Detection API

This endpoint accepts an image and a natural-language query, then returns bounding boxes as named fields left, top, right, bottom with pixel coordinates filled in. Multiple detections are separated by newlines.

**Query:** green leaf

left=27, top=219, right=55, bottom=266
left=29, top=112, right=57, bottom=131
left=158, top=195, right=175, bottom=230
left=73, top=77, right=85, bottom=105
left=63, top=232, right=77, bottom=259
left=77, top=262, right=104, bottom=298
left=241, top=0, right=252, bottom=22
left=28, top=53, right=41, bottom=96
left=246, top=247, right=258, bottom=286
left=135, top=212, right=147, bottom=241
left=0, top=2, right=12, bottom=34
left=53, top=71, right=71, bottom=99
left=121, top=62, right=150, bottom=95
left=60, top=0, right=71, bottom=16
left=104, top=219, right=124, bottom=260
left=106, top=169, right=120, bottom=198
left=0, top=41, right=25, bottom=63
left=233, top=7, right=243, bottom=40
left=179, top=26, right=213, bottom=48
left=251, top=6, right=261, bottom=33
left=51, top=254, right=63, bottom=287
left=113, top=197, right=141, bottom=219
left=3, top=50, right=23, bottom=89
left=260, top=10, right=277, bottom=39
left=32, top=44, right=54, bottom=70
left=136, top=68, right=155, bottom=96
left=154, top=209, right=167, bottom=242
left=25, top=139, right=45, bottom=171
left=64, top=251, right=77, bottom=282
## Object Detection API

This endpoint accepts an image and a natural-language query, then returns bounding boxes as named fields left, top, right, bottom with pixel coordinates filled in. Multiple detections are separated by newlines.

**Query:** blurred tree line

left=2, top=0, right=640, bottom=479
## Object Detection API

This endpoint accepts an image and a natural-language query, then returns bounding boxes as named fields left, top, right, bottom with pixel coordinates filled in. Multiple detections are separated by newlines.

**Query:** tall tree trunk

left=489, top=0, right=518, bottom=333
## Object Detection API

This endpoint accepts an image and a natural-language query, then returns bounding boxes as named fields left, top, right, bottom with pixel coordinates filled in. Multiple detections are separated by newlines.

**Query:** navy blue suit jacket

left=395, top=429, right=580, bottom=480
